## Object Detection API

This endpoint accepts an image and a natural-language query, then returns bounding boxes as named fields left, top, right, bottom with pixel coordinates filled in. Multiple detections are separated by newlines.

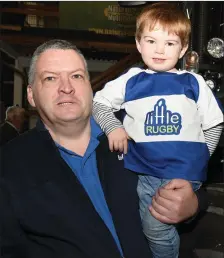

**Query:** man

left=0, top=105, right=26, bottom=146
left=0, top=40, right=208, bottom=258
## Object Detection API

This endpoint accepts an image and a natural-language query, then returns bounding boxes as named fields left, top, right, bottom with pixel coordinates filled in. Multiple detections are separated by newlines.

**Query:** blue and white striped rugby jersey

left=94, top=68, right=224, bottom=181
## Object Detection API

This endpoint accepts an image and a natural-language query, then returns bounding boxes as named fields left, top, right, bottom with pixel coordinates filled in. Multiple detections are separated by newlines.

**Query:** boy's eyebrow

left=144, top=36, right=155, bottom=39
left=143, top=36, right=179, bottom=43
left=165, top=40, right=179, bottom=43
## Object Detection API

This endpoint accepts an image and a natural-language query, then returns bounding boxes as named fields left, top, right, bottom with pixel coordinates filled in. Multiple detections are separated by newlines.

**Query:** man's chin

left=57, top=113, right=90, bottom=123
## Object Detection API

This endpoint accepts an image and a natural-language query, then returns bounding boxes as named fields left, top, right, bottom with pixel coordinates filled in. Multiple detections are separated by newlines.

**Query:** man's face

left=27, top=49, right=93, bottom=126
left=136, top=23, right=188, bottom=72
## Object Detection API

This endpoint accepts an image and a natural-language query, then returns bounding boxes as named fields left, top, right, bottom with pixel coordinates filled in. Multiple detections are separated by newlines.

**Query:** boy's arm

left=93, top=103, right=129, bottom=153
left=204, top=123, right=224, bottom=156
left=93, top=102, right=124, bottom=135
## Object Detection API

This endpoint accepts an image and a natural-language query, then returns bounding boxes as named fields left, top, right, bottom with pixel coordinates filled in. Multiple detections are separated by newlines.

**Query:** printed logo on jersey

left=144, top=98, right=182, bottom=136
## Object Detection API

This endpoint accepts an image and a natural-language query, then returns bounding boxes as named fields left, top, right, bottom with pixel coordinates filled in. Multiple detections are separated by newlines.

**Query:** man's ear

left=27, top=85, right=36, bottom=108
left=135, top=38, right=142, bottom=54
left=179, top=44, right=189, bottom=59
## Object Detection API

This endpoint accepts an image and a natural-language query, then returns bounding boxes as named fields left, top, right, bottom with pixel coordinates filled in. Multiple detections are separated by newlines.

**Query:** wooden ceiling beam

left=0, top=24, right=22, bottom=31
left=20, top=4, right=59, bottom=12
left=0, top=7, right=59, bottom=17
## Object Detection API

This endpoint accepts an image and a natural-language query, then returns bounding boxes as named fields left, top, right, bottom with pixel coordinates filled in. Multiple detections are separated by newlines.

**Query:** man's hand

left=149, top=179, right=198, bottom=224
left=108, top=128, right=129, bottom=154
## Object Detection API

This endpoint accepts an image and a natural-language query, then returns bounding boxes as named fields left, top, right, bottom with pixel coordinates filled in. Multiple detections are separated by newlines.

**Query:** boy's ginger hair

left=136, top=2, right=191, bottom=48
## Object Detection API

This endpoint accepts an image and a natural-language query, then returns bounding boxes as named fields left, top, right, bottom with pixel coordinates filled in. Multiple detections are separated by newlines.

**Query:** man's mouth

left=57, top=102, right=74, bottom=106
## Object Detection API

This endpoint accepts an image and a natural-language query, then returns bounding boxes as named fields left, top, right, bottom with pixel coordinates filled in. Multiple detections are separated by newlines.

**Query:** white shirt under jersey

left=93, top=68, right=224, bottom=181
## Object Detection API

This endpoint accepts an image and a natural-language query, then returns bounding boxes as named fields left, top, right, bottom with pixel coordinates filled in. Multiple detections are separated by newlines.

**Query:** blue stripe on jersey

left=124, top=140, right=209, bottom=181
left=125, top=72, right=200, bottom=103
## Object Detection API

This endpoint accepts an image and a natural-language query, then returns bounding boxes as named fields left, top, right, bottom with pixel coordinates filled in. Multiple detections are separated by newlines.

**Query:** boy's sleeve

left=93, top=67, right=142, bottom=111
left=93, top=68, right=142, bottom=133
left=204, top=124, right=224, bottom=156
left=196, top=74, right=224, bottom=130
left=92, top=102, right=124, bottom=135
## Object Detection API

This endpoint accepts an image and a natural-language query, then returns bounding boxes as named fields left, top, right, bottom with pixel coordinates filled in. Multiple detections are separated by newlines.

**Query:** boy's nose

left=155, top=44, right=165, bottom=54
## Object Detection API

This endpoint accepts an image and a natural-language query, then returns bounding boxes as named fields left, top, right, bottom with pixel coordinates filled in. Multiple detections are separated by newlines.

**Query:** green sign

left=59, top=2, right=142, bottom=37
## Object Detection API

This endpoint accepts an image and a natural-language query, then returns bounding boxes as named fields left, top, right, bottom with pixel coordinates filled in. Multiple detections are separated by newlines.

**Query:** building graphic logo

left=144, top=98, right=182, bottom=136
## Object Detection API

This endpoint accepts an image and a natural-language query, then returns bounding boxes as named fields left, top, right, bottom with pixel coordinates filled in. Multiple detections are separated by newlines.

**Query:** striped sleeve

left=92, top=102, right=124, bottom=136
left=204, top=124, right=224, bottom=156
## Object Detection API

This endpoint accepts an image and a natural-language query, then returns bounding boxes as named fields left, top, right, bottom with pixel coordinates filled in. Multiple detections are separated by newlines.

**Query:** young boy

left=93, top=2, right=224, bottom=258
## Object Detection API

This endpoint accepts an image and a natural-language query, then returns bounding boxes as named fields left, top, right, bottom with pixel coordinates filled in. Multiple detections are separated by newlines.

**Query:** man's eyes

left=43, top=74, right=85, bottom=81
left=44, top=76, right=56, bottom=81
left=72, top=74, right=84, bottom=79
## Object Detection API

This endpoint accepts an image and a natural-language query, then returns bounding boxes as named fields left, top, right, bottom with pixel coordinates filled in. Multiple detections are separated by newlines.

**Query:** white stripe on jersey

left=123, top=95, right=204, bottom=143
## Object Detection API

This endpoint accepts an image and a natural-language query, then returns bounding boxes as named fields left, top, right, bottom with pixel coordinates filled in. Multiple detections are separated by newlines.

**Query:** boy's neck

left=147, top=68, right=178, bottom=73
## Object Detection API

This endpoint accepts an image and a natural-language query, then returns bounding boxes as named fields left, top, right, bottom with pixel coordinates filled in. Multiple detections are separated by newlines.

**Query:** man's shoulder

left=1, top=127, right=38, bottom=155
left=0, top=126, right=52, bottom=180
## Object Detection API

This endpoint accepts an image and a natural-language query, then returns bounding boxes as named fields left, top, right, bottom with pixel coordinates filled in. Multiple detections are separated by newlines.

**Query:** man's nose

left=58, top=76, right=74, bottom=94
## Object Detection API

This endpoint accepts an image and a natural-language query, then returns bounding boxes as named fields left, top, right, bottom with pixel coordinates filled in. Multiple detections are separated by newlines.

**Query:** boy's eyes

left=147, top=40, right=155, bottom=44
left=145, top=40, right=175, bottom=46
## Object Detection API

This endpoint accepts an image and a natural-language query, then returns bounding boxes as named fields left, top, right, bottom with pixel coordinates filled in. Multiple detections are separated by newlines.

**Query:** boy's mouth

left=152, top=58, right=166, bottom=63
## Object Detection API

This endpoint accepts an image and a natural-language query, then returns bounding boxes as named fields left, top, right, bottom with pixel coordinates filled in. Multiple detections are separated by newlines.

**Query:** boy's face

left=136, top=23, right=188, bottom=72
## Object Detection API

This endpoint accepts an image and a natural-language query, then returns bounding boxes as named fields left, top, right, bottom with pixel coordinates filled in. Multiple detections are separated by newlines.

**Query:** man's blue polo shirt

left=56, top=117, right=124, bottom=257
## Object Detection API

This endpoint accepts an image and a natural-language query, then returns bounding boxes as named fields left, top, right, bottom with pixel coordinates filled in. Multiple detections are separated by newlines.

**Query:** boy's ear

left=135, top=38, right=142, bottom=54
left=179, top=44, right=189, bottom=59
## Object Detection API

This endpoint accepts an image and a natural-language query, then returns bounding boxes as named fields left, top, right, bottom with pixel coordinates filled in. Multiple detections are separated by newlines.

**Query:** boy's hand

left=108, top=128, right=129, bottom=154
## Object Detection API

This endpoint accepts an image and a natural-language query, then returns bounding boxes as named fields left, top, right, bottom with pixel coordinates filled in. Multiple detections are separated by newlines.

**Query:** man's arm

left=149, top=179, right=208, bottom=224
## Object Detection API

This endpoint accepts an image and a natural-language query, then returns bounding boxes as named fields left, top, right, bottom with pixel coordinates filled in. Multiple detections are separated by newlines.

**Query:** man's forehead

left=36, top=49, right=85, bottom=72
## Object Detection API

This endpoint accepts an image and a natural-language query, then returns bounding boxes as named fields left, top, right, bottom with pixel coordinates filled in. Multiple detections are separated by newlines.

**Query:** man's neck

left=45, top=119, right=91, bottom=156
